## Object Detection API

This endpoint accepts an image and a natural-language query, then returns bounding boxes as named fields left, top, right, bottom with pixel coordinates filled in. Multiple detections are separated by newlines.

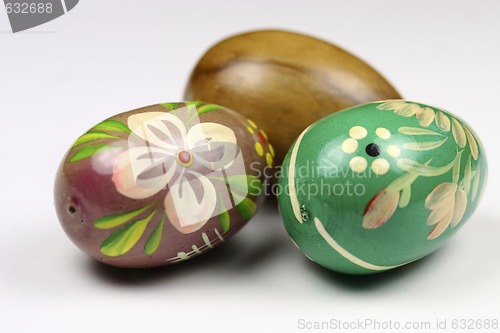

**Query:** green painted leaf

left=185, top=101, right=204, bottom=107
left=70, top=144, right=108, bottom=162
left=398, top=127, right=443, bottom=136
left=236, top=197, right=257, bottom=221
left=186, top=103, right=200, bottom=123
left=197, top=104, right=222, bottom=116
left=220, top=209, right=230, bottom=233
left=403, top=138, right=448, bottom=151
left=92, top=119, right=131, bottom=134
left=217, top=193, right=230, bottom=233
left=185, top=101, right=205, bottom=123
left=247, top=176, right=263, bottom=196
left=160, top=102, right=179, bottom=110
left=144, top=214, right=165, bottom=255
left=100, top=211, right=156, bottom=257
left=464, top=126, right=479, bottom=160
left=94, top=204, right=153, bottom=229
left=72, top=131, right=119, bottom=148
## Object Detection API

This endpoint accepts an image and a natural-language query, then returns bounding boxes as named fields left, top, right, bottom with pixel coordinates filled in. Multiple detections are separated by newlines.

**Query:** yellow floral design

left=246, top=119, right=274, bottom=167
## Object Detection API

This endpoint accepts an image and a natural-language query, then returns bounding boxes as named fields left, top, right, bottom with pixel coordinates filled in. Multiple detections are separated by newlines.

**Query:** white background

left=1, top=1, right=499, bottom=332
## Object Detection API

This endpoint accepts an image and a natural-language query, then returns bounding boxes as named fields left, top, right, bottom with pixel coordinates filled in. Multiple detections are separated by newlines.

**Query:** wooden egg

left=54, top=102, right=272, bottom=268
left=184, top=29, right=402, bottom=165
left=277, top=100, right=487, bottom=274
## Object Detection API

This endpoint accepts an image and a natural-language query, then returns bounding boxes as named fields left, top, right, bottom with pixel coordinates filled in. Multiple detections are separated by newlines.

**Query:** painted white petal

left=398, top=127, right=443, bottom=136
left=128, top=112, right=165, bottom=130
left=435, top=111, right=451, bottom=132
left=396, top=103, right=421, bottom=117
left=397, top=158, right=455, bottom=177
left=363, top=190, right=399, bottom=229
left=425, top=182, right=457, bottom=209
left=464, top=126, right=479, bottom=160
left=186, top=122, right=236, bottom=148
left=463, top=155, right=472, bottom=194
left=386, top=172, right=418, bottom=193
left=112, top=147, right=174, bottom=199
left=403, top=138, right=448, bottom=151
left=427, top=208, right=453, bottom=240
left=451, top=118, right=467, bottom=148
left=426, top=204, right=451, bottom=226
left=187, top=122, right=238, bottom=170
left=451, top=187, right=467, bottom=227
left=416, top=107, right=435, bottom=127
left=376, top=101, right=407, bottom=111
left=129, top=146, right=177, bottom=185
left=165, top=172, right=217, bottom=234
left=399, top=185, right=411, bottom=208
left=128, top=112, right=186, bottom=150
left=192, top=142, right=239, bottom=171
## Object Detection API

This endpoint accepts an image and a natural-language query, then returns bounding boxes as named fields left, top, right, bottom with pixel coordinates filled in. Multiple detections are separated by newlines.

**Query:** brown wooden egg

left=184, top=29, right=402, bottom=164
left=54, top=102, right=272, bottom=268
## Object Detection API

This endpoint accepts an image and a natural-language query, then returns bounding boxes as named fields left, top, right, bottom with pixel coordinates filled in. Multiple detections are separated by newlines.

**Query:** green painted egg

left=277, top=100, right=487, bottom=274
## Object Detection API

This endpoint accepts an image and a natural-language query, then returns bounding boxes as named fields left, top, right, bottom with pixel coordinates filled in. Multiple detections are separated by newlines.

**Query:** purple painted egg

left=54, top=102, right=273, bottom=268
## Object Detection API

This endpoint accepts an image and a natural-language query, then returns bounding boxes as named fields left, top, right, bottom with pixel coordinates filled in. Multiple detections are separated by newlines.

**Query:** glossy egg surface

left=278, top=100, right=486, bottom=274
left=54, top=102, right=273, bottom=268
left=185, top=29, right=402, bottom=164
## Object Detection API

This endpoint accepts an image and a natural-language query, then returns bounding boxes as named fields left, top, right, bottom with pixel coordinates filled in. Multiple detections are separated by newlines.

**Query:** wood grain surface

left=184, top=30, right=402, bottom=165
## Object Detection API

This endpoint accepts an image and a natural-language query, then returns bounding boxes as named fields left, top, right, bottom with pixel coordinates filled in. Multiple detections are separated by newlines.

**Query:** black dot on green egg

left=365, top=143, right=381, bottom=157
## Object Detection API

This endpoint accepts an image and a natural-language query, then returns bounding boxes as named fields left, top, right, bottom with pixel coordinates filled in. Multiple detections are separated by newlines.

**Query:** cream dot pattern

left=349, top=126, right=368, bottom=139
left=350, top=156, right=368, bottom=173
left=387, top=145, right=401, bottom=158
left=371, top=158, right=390, bottom=175
left=341, top=138, right=358, bottom=154
left=343, top=126, right=400, bottom=174
left=376, top=127, right=391, bottom=139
